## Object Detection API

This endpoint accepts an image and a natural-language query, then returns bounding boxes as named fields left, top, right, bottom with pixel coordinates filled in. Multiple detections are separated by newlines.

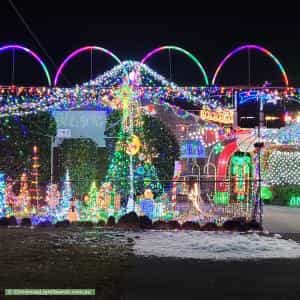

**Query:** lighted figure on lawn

left=17, top=173, right=31, bottom=217
left=0, top=172, right=12, bottom=217
left=5, top=176, right=17, bottom=213
left=44, top=183, right=61, bottom=217
left=140, top=189, right=155, bottom=219
left=67, top=196, right=79, bottom=222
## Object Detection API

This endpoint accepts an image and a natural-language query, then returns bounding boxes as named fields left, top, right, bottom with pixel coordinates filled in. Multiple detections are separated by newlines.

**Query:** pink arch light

left=54, top=46, right=122, bottom=86
left=0, top=44, right=51, bottom=86
left=212, top=44, right=289, bottom=86
left=140, top=45, right=209, bottom=85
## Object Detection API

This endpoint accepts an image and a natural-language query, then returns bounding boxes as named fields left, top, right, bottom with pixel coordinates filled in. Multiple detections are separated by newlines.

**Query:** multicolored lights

left=212, top=44, right=289, bottom=86
left=0, top=43, right=291, bottom=88
left=54, top=46, right=123, bottom=86
left=0, top=44, right=51, bottom=86
left=140, top=45, right=209, bottom=86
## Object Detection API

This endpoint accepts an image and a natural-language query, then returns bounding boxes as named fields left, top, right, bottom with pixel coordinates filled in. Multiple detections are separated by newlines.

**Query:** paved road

left=263, top=205, right=300, bottom=233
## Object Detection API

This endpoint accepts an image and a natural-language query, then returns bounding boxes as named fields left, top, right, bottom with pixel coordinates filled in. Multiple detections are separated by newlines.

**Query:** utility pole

left=254, top=94, right=264, bottom=225
left=50, top=136, right=54, bottom=185
left=234, top=90, right=238, bottom=129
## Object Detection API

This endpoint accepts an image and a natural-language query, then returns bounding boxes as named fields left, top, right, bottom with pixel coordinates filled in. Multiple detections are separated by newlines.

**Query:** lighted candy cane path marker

left=0, top=44, right=51, bottom=86
left=139, top=45, right=209, bottom=86
left=216, top=141, right=238, bottom=192
left=53, top=46, right=123, bottom=86
left=212, top=44, right=289, bottom=86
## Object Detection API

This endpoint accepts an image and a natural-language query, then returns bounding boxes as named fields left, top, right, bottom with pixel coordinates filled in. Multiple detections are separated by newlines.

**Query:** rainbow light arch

left=0, top=44, right=51, bottom=86
left=54, top=46, right=123, bottom=86
left=140, top=45, right=209, bottom=86
left=212, top=44, right=289, bottom=86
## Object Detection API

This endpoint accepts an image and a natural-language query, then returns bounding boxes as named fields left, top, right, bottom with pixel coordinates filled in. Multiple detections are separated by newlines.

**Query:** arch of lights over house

left=212, top=44, right=289, bottom=86
left=0, top=44, right=51, bottom=86
left=54, top=45, right=124, bottom=86
left=140, top=45, right=209, bottom=86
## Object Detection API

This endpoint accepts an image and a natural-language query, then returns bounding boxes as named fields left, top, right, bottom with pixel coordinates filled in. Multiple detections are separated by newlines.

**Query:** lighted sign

left=57, top=129, right=71, bottom=138
left=238, top=90, right=280, bottom=105
left=200, top=106, right=234, bottom=124
left=180, top=140, right=206, bottom=158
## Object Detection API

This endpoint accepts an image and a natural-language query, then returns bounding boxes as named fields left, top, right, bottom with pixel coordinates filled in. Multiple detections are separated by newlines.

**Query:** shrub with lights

left=265, top=150, right=300, bottom=186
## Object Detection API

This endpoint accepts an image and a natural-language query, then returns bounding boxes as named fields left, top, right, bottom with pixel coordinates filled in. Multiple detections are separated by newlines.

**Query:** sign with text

left=57, top=129, right=71, bottom=138
left=200, top=106, right=234, bottom=124
left=52, top=111, right=107, bottom=147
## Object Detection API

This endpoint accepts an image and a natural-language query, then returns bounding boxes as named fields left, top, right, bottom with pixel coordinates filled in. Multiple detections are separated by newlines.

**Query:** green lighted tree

left=103, top=85, right=166, bottom=207
left=60, top=139, right=108, bottom=195
left=105, top=111, right=180, bottom=185
left=57, top=169, right=72, bottom=221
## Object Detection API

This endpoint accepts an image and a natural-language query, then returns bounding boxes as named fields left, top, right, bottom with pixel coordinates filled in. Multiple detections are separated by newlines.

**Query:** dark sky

left=0, top=2, right=300, bottom=87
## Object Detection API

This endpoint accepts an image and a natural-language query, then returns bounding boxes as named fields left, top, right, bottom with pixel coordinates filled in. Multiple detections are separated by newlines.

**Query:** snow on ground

left=127, top=230, right=300, bottom=260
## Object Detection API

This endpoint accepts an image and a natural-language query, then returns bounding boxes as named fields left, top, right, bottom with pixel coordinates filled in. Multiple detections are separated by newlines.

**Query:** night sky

left=0, top=3, right=300, bottom=89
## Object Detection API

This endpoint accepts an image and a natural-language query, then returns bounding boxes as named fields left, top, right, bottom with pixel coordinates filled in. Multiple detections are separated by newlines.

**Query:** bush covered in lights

left=265, top=150, right=300, bottom=186
left=0, top=112, right=56, bottom=183
left=270, top=185, right=300, bottom=206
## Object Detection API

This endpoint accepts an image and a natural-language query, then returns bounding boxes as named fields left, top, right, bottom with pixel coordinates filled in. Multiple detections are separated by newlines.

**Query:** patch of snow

left=127, top=230, right=300, bottom=260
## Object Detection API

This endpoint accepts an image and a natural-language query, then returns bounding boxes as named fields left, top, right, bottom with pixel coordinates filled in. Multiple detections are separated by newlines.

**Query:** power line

left=8, top=0, right=70, bottom=85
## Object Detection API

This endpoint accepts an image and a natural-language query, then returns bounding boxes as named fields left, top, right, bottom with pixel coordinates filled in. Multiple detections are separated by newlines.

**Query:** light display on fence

left=213, top=191, right=229, bottom=206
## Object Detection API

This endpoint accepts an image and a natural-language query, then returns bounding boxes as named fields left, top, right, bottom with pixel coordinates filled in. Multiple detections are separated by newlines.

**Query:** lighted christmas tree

left=88, top=181, right=98, bottom=207
left=30, top=146, right=40, bottom=209
left=0, top=172, right=12, bottom=217
left=80, top=181, right=99, bottom=222
left=103, top=84, right=163, bottom=212
left=57, top=169, right=72, bottom=221
left=17, top=173, right=31, bottom=216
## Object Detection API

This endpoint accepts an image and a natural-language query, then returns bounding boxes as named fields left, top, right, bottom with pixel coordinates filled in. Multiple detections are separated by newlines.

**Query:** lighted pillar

left=30, top=145, right=40, bottom=212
